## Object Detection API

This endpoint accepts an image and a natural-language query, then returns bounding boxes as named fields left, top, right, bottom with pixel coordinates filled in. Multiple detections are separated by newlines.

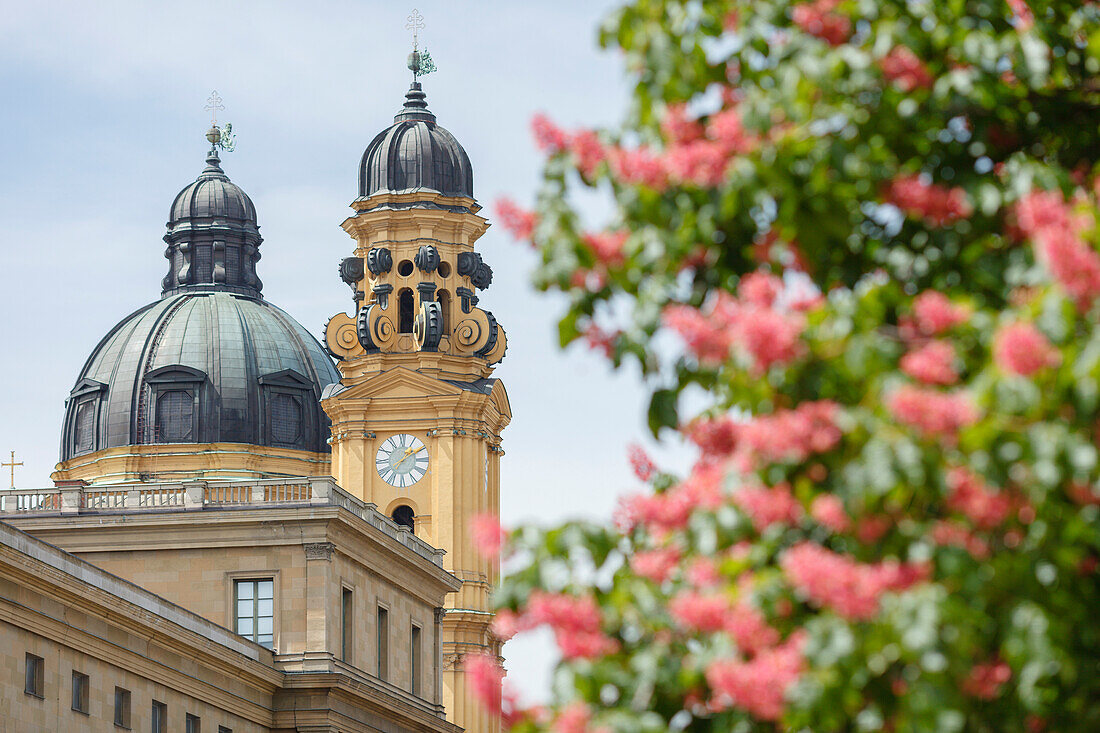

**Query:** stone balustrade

left=0, top=477, right=445, bottom=567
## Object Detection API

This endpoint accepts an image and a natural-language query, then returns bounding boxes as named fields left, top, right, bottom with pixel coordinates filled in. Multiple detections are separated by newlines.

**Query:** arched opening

left=399, top=289, right=414, bottom=333
left=437, top=290, right=451, bottom=336
left=392, top=505, right=415, bottom=530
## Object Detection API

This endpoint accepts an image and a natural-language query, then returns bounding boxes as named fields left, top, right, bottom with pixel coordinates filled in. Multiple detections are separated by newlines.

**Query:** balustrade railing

left=0, top=477, right=444, bottom=566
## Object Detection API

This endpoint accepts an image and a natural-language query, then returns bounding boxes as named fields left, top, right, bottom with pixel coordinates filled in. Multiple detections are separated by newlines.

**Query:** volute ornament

left=357, top=303, right=396, bottom=353
left=324, top=312, right=365, bottom=360
left=453, top=307, right=494, bottom=356
left=456, top=251, right=482, bottom=278
left=472, top=262, right=493, bottom=290
left=366, top=247, right=393, bottom=275
left=415, top=301, right=444, bottom=352
left=339, top=256, right=365, bottom=287
left=414, top=244, right=440, bottom=273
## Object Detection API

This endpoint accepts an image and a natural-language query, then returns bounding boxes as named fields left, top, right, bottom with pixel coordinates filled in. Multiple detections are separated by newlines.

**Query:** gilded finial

left=203, top=90, right=236, bottom=153
left=405, top=9, right=437, bottom=80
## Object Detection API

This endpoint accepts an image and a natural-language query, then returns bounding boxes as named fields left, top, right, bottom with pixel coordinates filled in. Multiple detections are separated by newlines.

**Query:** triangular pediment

left=325, top=367, right=465, bottom=403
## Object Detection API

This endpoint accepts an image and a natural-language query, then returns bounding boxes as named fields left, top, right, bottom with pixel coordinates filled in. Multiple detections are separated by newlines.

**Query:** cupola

left=358, top=83, right=474, bottom=204
left=162, top=128, right=264, bottom=297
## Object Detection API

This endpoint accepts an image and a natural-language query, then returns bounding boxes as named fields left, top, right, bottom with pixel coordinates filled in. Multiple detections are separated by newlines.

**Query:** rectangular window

left=234, top=578, right=274, bottom=649
left=341, top=587, right=353, bottom=663
left=186, top=713, right=201, bottom=733
left=114, top=687, right=131, bottom=728
left=377, top=606, right=389, bottom=680
left=151, top=700, right=167, bottom=733
left=411, top=624, right=422, bottom=696
left=24, top=653, right=43, bottom=697
left=71, top=670, right=89, bottom=713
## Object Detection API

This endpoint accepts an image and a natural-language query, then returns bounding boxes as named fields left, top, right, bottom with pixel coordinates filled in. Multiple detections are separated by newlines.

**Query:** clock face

left=376, top=434, right=428, bottom=488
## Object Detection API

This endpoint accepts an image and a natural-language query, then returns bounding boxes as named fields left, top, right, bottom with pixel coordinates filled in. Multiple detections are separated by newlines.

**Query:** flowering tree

left=481, top=1, right=1100, bottom=731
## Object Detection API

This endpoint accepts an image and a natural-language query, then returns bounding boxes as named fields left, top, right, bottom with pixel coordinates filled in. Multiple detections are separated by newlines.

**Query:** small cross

left=2, top=451, right=23, bottom=489
left=406, top=9, right=425, bottom=50
left=204, top=90, right=225, bottom=126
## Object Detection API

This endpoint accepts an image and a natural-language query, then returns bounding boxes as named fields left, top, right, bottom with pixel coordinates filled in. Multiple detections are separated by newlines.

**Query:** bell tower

left=322, top=67, right=508, bottom=733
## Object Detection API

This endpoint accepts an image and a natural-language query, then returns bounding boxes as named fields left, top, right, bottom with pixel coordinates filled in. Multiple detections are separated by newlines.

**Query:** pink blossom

left=792, top=0, right=851, bottom=46
left=581, top=323, right=618, bottom=358
left=946, top=468, right=1014, bottom=530
left=465, top=652, right=523, bottom=724
left=662, top=302, right=736, bottom=364
left=669, top=591, right=733, bottom=633
left=686, top=557, right=722, bottom=588
left=609, top=146, right=668, bottom=190
left=569, top=267, right=609, bottom=292
left=665, top=139, right=733, bottom=187
left=492, top=609, right=533, bottom=641
left=724, top=600, right=781, bottom=655
left=527, top=591, right=619, bottom=660
left=887, top=385, right=980, bottom=440
left=493, top=197, right=538, bottom=242
left=1006, top=0, right=1034, bottom=30
left=705, top=633, right=806, bottom=721
left=994, top=322, right=1061, bottom=376
left=556, top=630, right=619, bottom=660
left=733, top=401, right=843, bottom=470
left=1014, top=190, right=1100, bottom=310
left=661, top=103, right=705, bottom=145
left=739, top=271, right=782, bottom=308
left=811, top=494, right=851, bottom=533
left=582, top=230, right=628, bottom=266
left=551, top=702, right=596, bottom=733
left=732, top=483, right=803, bottom=532
left=879, top=46, right=935, bottom=92
left=664, top=284, right=807, bottom=372
left=630, top=546, right=681, bottom=583
left=615, top=464, right=726, bottom=535
left=900, top=340, right=958, bottom=385
left=628, top=443, right=657, bottom=482
left=471, top=513, right=506, bottom=558
left=737, top=307, right=804, bottom=371
left=531, top=113, right=569, bottom=152
left=963, top=660, right=1012, bottom=700
left=569, top=129, right=606, bottom=178
left=684, top=414, right=738, bottom=461
left=909, top=291, right=969, bottom=336
left=706, top=107, right=757, bottom=154
left=930, top=519, right=991, bottom=559
left=781, top=542, right=928, bottom=620
left=885, top=174, right=972, bottom=226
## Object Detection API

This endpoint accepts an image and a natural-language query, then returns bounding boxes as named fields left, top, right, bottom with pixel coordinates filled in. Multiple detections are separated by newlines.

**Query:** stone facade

left=0, top=479, right=461, bottom=733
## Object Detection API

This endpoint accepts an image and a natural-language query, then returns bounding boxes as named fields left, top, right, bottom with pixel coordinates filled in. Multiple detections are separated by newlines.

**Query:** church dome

left=57, top=135, right=340, bottom=479
left=358, top=82, right=474, bottom=200
left=59, top=291, right=339, bottom=462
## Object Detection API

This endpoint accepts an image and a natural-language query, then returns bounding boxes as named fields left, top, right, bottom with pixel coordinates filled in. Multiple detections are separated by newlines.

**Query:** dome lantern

left=162, top=134, right=263, bottom=298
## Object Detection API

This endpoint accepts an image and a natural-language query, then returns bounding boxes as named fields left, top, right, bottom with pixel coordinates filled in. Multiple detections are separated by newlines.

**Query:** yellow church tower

left=322, top=51, right=508, bottom=733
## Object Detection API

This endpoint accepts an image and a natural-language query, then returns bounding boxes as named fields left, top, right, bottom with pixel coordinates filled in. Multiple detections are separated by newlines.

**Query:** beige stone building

left=3, top=59, right=507, bottom=733
left=0, top=480, right=460, bottom=733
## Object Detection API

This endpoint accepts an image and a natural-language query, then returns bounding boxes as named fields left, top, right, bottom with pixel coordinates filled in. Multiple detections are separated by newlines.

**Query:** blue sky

left=0, top=0, right=694, bottom=698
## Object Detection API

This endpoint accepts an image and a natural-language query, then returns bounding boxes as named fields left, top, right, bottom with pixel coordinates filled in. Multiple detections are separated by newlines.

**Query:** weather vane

left=405, top=9, right=437, bottom=79
left=203, top=90, right=236, bottom=152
